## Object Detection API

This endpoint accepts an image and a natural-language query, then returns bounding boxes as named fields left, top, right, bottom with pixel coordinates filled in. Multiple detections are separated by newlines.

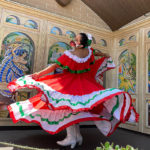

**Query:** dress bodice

left=55, top=47, right=95, bottom=74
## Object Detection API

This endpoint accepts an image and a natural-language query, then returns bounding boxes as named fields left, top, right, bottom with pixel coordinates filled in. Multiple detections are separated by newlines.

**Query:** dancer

left=7, top=33, right=139, bottom=149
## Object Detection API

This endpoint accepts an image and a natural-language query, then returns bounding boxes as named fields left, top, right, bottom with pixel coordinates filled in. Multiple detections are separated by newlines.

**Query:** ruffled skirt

left=7, top=57, right=139, bottom=136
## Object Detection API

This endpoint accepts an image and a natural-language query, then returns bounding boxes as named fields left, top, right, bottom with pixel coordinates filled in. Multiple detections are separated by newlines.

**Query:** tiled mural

left=48, top=42, right=71, bottom=64
left=0, top=32, right=34, bottom=115
left=6, top=14, right=38, bottom=30
left=118, top=50, right=136, bottom=93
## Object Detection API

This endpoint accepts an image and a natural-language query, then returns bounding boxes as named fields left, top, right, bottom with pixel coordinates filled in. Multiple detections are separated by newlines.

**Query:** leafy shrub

left=96, top=142, right=138, bottom=150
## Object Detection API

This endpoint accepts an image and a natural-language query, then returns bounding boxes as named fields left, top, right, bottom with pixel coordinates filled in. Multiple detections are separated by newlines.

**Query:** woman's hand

left=31, top=64, right=59, bottom=80
left=31, top=72, right=40, bottom=80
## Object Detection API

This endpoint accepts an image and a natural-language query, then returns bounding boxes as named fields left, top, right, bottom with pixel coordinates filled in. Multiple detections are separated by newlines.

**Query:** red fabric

left=33, top=54, right=107, bottom=95
left=29, top=93, right=49, bottom=110
left=8, top=80, right=128, bottom=112
left=89, top=103, right=104, bottom=114
left=7, top=92, right=138, bottom=136
left=36, top=72, right=104, bottom=95
left=8, top=50, right=110, bottom=96
left=90, top=57, right=106, bottom=76
left=8, top=104, right=111, bottom=135
left=7, top=48, right=139, bottom=136
left=57, top=48, right=95, bottom=71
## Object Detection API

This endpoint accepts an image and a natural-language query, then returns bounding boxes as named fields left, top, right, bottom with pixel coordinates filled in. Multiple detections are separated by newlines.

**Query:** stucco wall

left=9, top=0, right=111, bottom=30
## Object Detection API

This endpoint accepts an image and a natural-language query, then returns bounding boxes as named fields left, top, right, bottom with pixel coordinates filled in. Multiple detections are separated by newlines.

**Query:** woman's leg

left=57, top=124, right=83, bottom=149
left=57, top=125, right=77, bottom=149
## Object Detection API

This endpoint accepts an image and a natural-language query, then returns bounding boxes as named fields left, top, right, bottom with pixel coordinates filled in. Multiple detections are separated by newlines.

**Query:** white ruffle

left=64, top=47, right=92, bottom=63
left=14, top=76, right=126, bottom=110
left=95, top=57, right=115, bottom=80
left=11, top=100, right=102, bottom=133
left=10, top=91, right=136, bottom=136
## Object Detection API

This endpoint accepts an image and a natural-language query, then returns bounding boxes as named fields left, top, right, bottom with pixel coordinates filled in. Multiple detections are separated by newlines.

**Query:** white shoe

left=57, top=125, right=77, bottom=149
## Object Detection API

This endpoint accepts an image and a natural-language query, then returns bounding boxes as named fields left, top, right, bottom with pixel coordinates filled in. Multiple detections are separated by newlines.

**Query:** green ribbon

left=55, top=60, right=91, bottom=74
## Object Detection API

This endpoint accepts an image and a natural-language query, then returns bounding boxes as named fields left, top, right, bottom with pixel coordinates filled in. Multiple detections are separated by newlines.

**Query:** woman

left=7, top=33, right=139, bottom=149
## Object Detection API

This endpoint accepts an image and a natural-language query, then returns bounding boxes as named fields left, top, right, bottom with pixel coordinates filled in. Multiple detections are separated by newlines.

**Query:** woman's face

left=74, top=34, right=84, bottom=49
left=75, top=34, right=81, bottom=46
left=70, top=34, right=83, bottom=49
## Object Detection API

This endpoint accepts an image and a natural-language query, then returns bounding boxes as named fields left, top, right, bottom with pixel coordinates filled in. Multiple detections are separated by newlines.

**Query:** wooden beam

left=82, top=0, right=150, bottom=31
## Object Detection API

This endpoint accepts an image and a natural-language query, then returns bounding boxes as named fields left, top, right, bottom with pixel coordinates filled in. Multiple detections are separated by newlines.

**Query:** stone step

left=0, top=147, right=13, bottom=150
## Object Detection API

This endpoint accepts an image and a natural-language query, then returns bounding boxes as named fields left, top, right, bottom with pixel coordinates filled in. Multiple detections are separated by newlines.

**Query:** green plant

left=96, top=142, right=138, bottom=150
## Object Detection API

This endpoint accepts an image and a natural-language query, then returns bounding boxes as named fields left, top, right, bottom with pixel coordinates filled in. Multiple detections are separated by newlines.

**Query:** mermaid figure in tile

left=0, top=44, right=28, bottom=110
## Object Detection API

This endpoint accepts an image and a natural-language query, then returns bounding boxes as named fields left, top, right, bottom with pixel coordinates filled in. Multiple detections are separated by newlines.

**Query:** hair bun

left=79, top=33, right=88, bottom=48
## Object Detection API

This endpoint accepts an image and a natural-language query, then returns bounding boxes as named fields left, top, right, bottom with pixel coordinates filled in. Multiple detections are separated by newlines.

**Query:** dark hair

left=79, top=33, right=88, bottom=48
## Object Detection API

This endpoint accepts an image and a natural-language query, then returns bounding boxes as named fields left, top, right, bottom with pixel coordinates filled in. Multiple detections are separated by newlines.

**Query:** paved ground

left=0, top=126, right=149, bottom=150
left=0, top=148, right=13, bottom=150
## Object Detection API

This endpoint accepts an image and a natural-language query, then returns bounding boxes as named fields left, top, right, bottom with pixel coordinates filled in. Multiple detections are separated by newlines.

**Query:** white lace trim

left=95, top=57, right=115, bottom=80
left=64, top=46, right=92, bottom=63
left=11, top=101, right=101, bottom=133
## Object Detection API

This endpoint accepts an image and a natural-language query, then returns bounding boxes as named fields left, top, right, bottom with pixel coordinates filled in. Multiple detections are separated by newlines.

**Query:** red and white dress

left=7, top=47, right=139, bottom=136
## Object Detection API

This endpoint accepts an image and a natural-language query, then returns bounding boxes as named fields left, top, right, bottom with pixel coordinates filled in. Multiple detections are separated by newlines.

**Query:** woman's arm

left=94, top=50, right=110, bottom=58
left=32, top=63, right=59, bottom=79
